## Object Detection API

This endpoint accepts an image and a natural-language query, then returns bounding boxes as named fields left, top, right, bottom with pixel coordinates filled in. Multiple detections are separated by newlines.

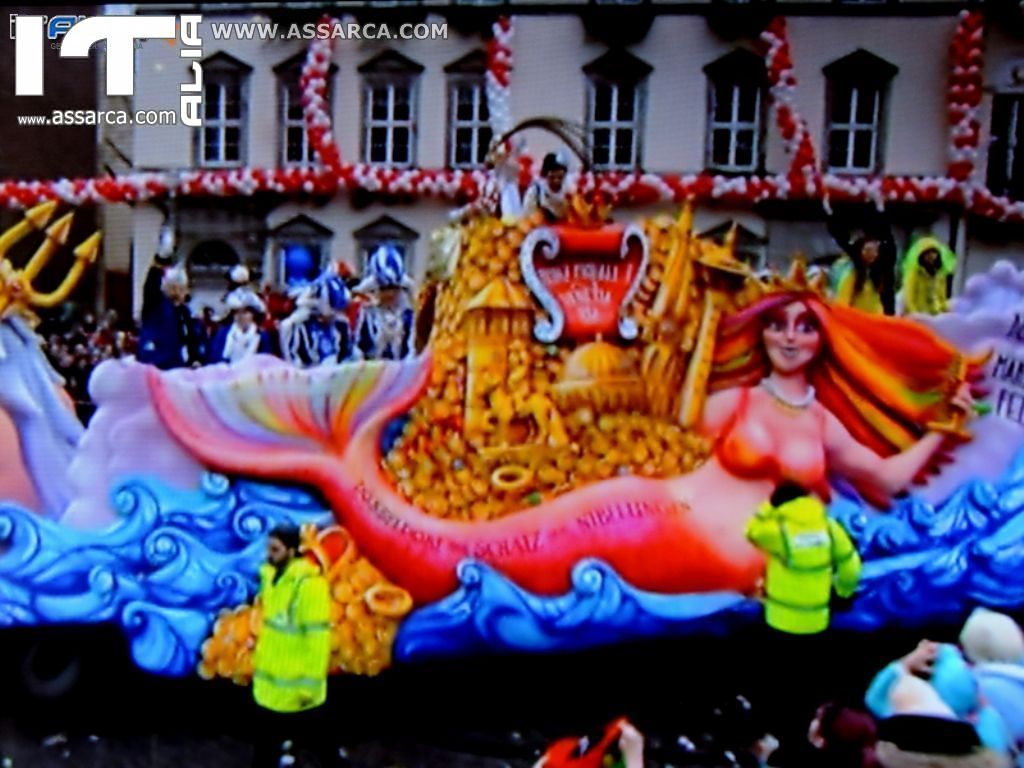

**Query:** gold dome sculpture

left=555, top=336, right=646, bottom=414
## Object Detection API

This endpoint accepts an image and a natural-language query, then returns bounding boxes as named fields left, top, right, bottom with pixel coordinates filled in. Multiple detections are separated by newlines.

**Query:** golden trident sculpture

left=0, top=200, right=102, bottom=321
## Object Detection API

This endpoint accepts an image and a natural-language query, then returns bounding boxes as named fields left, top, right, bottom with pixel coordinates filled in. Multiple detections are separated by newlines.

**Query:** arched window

left=445, top=50, right=492, bottom=169
left=197, top=52, right=252, bottom=168
left=823, top=49, right=897, bottom=174
left=704, top=49, right=767, bottom=174
left=583, top=49, right=652, bottom=171
left=359, top=50, right=424, bottom=168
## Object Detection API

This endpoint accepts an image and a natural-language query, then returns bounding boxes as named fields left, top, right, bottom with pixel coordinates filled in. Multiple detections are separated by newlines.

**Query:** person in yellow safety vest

left=251, top=525, right=344, bottom=768
left=745, top=482, right=862, bottom=635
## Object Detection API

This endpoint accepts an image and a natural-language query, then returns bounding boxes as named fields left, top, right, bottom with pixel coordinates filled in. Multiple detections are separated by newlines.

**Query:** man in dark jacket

left=137, top=263, right=207, bottom=369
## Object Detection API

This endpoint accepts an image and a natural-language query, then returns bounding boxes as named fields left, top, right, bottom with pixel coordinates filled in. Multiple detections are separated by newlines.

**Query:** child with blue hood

left=866, top=639, right=1011, bottom=767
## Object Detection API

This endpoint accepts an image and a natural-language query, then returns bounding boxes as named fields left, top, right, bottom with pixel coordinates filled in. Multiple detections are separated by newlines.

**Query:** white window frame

left=447, top=76, right=491, bottom=169
left=363, top=77, right=417, bottom=168
left=279, top=72, right=318, bottom=168
left=826, top=82, right=882, bottom=174
left=587, top=77, right=643, bottom=172
left=200, top=71, right=246, bottom=168
left=707, top=80, right=762, bottom=173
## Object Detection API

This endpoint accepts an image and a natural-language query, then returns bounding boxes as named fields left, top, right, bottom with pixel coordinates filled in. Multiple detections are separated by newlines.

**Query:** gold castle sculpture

left=384, top=199, right=760, bottom=521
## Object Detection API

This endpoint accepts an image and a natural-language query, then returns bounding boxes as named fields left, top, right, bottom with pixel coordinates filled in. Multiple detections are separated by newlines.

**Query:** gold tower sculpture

left=0, top=200, right=102, bottom=321
left=641, top=201, right=702, bottom=417
left=677, top=224, right=751, bottom=429
left=463, top=277, right=536, bottom=446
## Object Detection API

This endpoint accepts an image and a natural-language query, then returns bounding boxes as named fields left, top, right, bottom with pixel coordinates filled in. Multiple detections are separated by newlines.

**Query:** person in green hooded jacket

left=745, top=482, right=862, bottom=635
left=897, top=236, right=957, bottom=316
left=251, top=525, right=344, bottom=768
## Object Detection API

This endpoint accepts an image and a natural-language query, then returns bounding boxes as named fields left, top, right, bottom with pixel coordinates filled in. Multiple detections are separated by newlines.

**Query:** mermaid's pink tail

left=148, top=356, right=762, bottom=604
left=147, top=356, right=429, bottom=486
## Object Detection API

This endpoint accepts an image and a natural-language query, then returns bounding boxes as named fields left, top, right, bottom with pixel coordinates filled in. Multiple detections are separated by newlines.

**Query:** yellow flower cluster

left=198, top=531, right=413, bottom=683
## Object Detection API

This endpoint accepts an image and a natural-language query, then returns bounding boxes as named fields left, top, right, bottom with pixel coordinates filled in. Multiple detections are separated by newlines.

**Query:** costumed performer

left=828, top=216, right=897, bottom=314
left=354, top=245, right=414, bottom=360
left=137, top=265, right=207, bottom=369
left=523, top=151, right=571, bottom=222
left=897, top=236, right=956, bottom=316
left=208, top=295, right=271, bottom=365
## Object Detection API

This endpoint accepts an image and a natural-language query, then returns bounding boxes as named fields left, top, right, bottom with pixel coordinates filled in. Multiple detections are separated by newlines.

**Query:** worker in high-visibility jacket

left=251, top=525, right=341, bottom=768
left=253, top=525, right=331, bottom=712
left=745, top=482, right=862, bottom=635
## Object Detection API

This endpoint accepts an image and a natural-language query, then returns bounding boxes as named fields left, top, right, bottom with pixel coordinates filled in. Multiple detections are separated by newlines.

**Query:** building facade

left=97, top=2, right=1024, bottom=317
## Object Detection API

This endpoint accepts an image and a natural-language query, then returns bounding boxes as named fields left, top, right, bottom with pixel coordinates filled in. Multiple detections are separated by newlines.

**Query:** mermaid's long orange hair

left=710, top=292, right=984, bottom=462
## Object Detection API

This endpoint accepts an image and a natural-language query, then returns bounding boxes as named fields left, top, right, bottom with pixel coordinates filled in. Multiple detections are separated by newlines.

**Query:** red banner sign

left=520, top=224, right=649, bottom=342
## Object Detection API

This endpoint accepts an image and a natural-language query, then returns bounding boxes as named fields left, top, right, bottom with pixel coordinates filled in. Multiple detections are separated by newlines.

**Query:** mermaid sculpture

left=145, top=216, right=982, bottom=605
left=0, top=202, right=100, bottom=516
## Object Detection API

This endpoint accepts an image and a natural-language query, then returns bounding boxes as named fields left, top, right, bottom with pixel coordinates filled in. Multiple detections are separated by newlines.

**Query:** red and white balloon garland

left=486, top=17, right=514, bottom=139
left=948, top=10, right=985, bottom=184
left=760, top=17, right=818, bottom=199
left=4, top=11, right=1024, bottom=223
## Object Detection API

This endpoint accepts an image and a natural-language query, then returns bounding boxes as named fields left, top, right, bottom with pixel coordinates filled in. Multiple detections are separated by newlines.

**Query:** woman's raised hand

left=950, top=381, right=975, bottom=415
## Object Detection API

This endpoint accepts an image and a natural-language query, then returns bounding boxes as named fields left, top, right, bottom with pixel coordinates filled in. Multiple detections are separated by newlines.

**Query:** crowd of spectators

left=40, top=307, right=138, bottom=422
left=533, top=609, right=1024, bottom=768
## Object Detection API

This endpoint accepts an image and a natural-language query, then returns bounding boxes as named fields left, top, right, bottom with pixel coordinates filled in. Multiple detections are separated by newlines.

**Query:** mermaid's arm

left=698, top=387, right=742, bottom=438
left=824, top=410, right=944, bottom=497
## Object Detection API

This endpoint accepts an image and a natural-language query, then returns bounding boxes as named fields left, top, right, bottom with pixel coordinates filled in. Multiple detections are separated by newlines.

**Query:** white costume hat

left=229, top=264, right=250, bottom=285
left=161, top=265, right=189, bottom=290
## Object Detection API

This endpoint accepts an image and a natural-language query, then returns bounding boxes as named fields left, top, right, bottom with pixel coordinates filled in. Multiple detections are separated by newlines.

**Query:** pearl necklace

left=760, top=377, right=816, bottom=410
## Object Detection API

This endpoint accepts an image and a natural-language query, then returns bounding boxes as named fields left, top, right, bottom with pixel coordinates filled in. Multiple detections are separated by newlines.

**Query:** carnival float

left=0, top=185, right=1022, bottom=687
left=0, top=10, right=1022, bottom=690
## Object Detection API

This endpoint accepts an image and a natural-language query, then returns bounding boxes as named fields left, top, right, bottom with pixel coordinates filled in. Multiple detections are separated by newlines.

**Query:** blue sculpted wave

left=395, top=559, right=757, bottom=662
left=396, top=448, right=1024, bottom=662
left=5, top=450, right=1024, bottom=674
left=0, top=473, right=330, bottom=676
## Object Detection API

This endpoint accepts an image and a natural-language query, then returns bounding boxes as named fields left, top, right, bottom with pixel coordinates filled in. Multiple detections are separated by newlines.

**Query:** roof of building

left=466, top=277, right=534, bottom=312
